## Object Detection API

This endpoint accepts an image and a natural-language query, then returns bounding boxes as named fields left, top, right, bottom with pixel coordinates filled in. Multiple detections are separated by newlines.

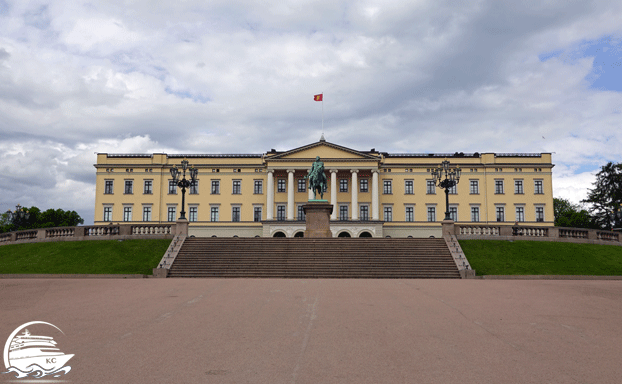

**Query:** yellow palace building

left=94, top=138, right=554, bottom=238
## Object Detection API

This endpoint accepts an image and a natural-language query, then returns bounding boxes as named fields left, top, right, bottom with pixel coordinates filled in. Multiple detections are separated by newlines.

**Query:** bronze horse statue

left=305, top=156, right=327, bottom=200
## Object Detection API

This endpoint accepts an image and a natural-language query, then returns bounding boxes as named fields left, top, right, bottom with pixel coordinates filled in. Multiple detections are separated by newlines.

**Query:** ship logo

left=2, top=321, right=73, bottom=379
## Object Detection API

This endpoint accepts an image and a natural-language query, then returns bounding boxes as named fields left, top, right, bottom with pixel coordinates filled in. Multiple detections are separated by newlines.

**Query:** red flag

left=314, top=94, right=323, bottom=101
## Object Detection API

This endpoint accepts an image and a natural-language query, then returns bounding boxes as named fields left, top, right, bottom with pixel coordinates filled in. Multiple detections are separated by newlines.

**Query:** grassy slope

left=459, top=240, right=622, bottom=276
left=0, top=239, right=171, bottom=275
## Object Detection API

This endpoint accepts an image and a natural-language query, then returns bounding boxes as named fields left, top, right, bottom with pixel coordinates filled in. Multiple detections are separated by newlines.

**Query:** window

left=277, top=179, right=286, bottom=193
left=168, top=206, right=176, bottom=222
left=232, top=180, right=241, bottom=194
left=383, top=180, right=392, bottom=194
left=211, top=180, right=220, bottom=194
left=405, top=180, right=414, bottom=195
left=104, top=180, right=114, bottom=194
left=449, top=206, right=458, bottom=221
left=427, top=206, right=436, bottom=222
left=232, top=206, right=241, bottom=222
left=210, top=207, right=219, bottom=222
left=471, top=206, right=480, bottom=222
left=536, top=206, right=545, bottom=222
left=339, top=205, right=349, bottom=220
left=276, top=205, right=286, bottom=221
left=169, top=180, right=177, bottom=194
left=298, top=205, right=306, bottom=221
left=254, top=180, right=263, bottom=194
left=360, top=179, right=369, bottom=193
left=124, top=180, right=133, bottom=194
left=190, top=180, right=198, bottom=194
left=495, top=180, right=504, bottom=194
left=515, top=206, right=525, bottom=222
left=360, top=205, right=369, bottom=220
left=534, top=180, right=544, bottom=194
left=384, top=206, right=392, bottom=222
left=144, top=180, right=153, bottom=194
left=298, top=179, right=306, bottom=192
left=189, top=207, right=198, bottom=222
left=426, top=180, right=436, bottom=194
left=143, top=206, right=152, bottom=222
left=448, top=184, right=457, bottom=194
left=123, top=206, right=132, bottom=222
left=405, top=206, right=414, bottom=222
left=470, top=180, right=479, bottom=194
left=496, top=206, right=505, bottom=222
left=514, top=180, right=524, bottom=194
left=103, top=206, right=112, bottom=222
left=254, top=207, right=262, bottom=222
left=339, top=179, right=348, bottom=193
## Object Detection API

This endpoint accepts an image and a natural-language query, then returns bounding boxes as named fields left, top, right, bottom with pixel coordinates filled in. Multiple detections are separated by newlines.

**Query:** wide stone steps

left=167, top=238, right=461, bottom=278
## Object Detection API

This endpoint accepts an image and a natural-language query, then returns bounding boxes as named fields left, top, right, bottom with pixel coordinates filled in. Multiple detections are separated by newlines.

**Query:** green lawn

left=0, top=239, right=171, bottom=275
left=459, top=240, right=622, bottom=276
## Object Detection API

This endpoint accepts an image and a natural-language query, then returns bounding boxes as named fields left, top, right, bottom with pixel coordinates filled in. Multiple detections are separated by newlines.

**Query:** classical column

left=351, top=169, right=358, bottom=220
left=372, top=170, right=379, bottom=220
left=287, top=169, right=295, bottom=220
left=330, top=169, right=338, bottom=220
left=267, top=170, right=274, bottom=220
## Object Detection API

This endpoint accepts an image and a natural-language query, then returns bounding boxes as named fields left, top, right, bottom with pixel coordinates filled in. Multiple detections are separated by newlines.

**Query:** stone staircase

left=167, top=237, right=461, bottom=278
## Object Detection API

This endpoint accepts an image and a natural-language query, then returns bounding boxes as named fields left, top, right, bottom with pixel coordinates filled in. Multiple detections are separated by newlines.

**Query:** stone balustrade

left=454, top=224, right=621, bottom=246
left=0, top=223, right=177, bottom=246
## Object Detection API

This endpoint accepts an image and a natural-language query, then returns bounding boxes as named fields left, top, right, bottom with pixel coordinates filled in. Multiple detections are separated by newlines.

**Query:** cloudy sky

left=1, top=0, right=621, bottom=225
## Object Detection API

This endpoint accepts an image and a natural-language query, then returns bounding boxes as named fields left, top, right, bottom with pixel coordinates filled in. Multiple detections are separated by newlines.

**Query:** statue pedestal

left=303, top=202, right=333, bottom=238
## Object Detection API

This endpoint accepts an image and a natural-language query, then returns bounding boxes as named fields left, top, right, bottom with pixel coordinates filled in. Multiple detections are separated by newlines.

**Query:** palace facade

left=94, top=138, right=554, bottom=238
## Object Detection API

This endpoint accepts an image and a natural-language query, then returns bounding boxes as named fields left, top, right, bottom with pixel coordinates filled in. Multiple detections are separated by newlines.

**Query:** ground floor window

left=515, top=206, right=525, bottom=222
left=496, top=206, right=505, bottom=222
left=471, top=207, right=480, bottom=222
left=232, top=206, right=241, bottom=222
left=360, top=205, right=369, bottom=220
left=277, top=205, right=286, bottom=221
left=339, top=205, right=349, bottom=220
left=168, top=206, right=176, bottom=222
left=254, top=207, right=262, bottom=222
left=298, top=205, right=305, bottom=221
left=384, top=206, right=392, bottom=222
left=103, top=206, right=112, bottom=222
left=123, top=206, right=132, bottom=222
left=405, top=206, right=414, bottom=222
left=189, top=206, right=198, bottom=222
left=427, top=206, right=436, bottom=222
left=211, top=207, right=219, bottom=222
left=143, top=206, right=152, bottom=221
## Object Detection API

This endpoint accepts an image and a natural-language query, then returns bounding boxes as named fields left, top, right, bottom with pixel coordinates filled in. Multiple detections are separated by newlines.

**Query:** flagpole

left=321, top=92, right=324, bottom=133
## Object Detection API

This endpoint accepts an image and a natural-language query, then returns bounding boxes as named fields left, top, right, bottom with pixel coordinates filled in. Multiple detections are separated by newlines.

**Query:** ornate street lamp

left=430, top=159, right=461, bottom=221
left=6, top=204, right=30, bottom=228
left=170, top=159, right=198, bottom=220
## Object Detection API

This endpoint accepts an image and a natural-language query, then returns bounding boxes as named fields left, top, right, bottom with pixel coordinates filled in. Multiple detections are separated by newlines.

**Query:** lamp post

left=6, top=204, right=30, bottom=228
left=430, top=160, right=461, bottom=221
left=170, top=159, right=198, bottom=220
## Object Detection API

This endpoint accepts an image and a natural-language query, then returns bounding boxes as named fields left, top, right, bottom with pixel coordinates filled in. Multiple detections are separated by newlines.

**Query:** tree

left=0, top=205, right=83, bottom=233
left=581, top=162, right=622, bottom=230
left=553, top=198, right=598, bottom=229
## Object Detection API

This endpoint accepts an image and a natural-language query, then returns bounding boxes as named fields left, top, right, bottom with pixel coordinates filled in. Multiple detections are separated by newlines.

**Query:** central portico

left=261, top=138, right=384, bottom=237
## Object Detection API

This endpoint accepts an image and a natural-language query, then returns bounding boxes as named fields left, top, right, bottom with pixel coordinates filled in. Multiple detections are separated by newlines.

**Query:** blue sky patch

left=540, top=36, right=622, bottom=92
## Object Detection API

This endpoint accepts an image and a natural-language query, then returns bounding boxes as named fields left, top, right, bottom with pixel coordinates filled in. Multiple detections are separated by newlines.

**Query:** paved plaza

left=1, top=278, right=621, bottom=383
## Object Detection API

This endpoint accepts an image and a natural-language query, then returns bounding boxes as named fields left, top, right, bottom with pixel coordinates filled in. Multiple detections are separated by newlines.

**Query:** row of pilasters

left=266, top=169, right=379, bottom=220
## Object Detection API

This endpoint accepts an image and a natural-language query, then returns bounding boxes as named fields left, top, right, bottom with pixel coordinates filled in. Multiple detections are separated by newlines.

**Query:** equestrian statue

left=305, top=156, right=327, bottom=200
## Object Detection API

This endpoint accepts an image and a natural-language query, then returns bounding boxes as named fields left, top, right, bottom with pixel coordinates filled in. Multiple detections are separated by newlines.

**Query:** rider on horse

left=305, top=156, right=327, bottom=199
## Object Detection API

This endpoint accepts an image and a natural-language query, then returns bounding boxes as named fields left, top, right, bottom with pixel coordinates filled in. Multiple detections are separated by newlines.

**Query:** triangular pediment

left=267, top=141, right=379, bottom=161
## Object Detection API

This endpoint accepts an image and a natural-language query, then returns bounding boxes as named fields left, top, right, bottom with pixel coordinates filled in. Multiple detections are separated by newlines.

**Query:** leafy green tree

left=553, top=198, right=598, bottom=229
left=0, top=205, right=83, bottom=233
left=582, top=162, right=622, bottom=229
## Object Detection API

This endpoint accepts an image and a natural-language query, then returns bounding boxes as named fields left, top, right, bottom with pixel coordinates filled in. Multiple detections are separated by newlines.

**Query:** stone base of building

left=303, top=202, right=334, bottom=238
